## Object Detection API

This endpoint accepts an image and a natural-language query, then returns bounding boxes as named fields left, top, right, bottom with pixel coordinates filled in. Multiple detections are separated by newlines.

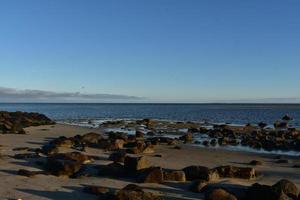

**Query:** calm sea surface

left=0, top=103, right=300, bottom=127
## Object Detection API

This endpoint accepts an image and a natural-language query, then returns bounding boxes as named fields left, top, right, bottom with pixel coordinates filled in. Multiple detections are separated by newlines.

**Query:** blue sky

left=0, top=0, right=300, bottom=103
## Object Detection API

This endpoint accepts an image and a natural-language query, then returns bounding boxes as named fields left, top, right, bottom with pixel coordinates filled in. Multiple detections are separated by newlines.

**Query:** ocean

left=0, top=103, right=299, bottom=127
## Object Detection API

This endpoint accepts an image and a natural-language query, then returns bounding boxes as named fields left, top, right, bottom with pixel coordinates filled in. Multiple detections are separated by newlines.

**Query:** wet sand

left=0, top=124, right=299, bottom=200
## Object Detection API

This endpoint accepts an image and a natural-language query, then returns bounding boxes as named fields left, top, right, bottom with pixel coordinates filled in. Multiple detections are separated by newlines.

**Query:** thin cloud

left=0, top=87, right=144, bottom=102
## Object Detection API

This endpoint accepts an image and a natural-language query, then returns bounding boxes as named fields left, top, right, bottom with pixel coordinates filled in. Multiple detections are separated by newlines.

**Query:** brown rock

left=98, top=162, right=126, bottom=177
left=115, top=185, right=164, bottom=200
left=205, top=188, right=237, bottom=200
left=215, top=165, right=256, bottom=179
left=137, top=167, right=164, bottom=183
left=163, top=170, right=186, bottom=182
left=124, top=156, right=150, bottom=172
left=189, top=180, right=208, bottom=193
left=272, top=179, right=299, bottom=199
left=183, top=166, right=219, bottom=181
left=46, top=159, right=82, bottom=177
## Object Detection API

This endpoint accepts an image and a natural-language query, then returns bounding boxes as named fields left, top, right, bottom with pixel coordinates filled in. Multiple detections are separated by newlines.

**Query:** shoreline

left=0, top=124, right=299, bottom=199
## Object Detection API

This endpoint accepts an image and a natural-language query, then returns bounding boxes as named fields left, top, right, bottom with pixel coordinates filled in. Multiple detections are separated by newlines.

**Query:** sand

left=0, top=124, right=299, bottom=200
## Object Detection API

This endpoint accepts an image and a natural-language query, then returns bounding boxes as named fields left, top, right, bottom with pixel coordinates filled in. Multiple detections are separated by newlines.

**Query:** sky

left=0, top=0, right=300, bottom=103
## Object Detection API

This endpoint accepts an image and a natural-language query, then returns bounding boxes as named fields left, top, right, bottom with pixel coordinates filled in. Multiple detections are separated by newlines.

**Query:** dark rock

left=215, top=165, right=256, bottom=179
left=249, top=160, right=263, bottom=166
left=114, top=187, right=164, bottom=200
left=45, top=159, right=82, bottom=177
left=137, top=167, right=164, bottom=183
left=205, top=188, right=237, bottom=200
left=282, top=115, right=293, bottom=121
left=246, top=183, right=291, bottom=200
left=189, top=180, right=208, bottom=193
left=272, top=179, right=299, bottom=199
left=124, top=156, right=150, bottom=172
left=98, top=162, right=126, bottom=177
left=183, top=166, right=219, bottom=181
left=163, top=170, right=186, bottom=182
left=83, top=186, right=110, bottom=195
left=109, top=150, right=127, bottom=163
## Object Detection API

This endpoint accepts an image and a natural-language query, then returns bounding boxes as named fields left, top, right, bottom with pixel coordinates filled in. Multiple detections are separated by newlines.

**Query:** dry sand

left=0, top=124, right=299, bottom=200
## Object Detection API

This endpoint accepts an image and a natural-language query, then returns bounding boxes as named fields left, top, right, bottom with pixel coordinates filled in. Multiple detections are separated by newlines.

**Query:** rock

left=215, top=165, right=256, bottom=179
left=272, top=179, right=299, bottom=199
left=282, top=115, right=293, bottom=121
left=183, top=166, right=219, bottom=181
left=189, top=180, right=208, bottom=193
left=0, top=111, right=54, bottom=134
left=137, top=167, right=164, bottom=183
left=45, top=159, right=82, bottom=177
left=83, top=186, right=110, bottom=195
left=80, top=132, right=103, bottom=145
left=124, top=156, right=150, bottom=172
left=50, top=152, right=92, bottom=164
left=114, top=139, right=125, bottom=149
left=249, top=160, right=263, bottom=166
left=136, top=130, right=145, bottom=138
left=205, top=188, right=237, bottom=200
left=180, top=133, right=193, bottom=142
left=98, top=162, right=126, bottom=177
left=115, top=185, right=164, bottom=200
left=274, top=121, right=288, bottom=129
left=143, top=145, right=155, bottom=154
left=109, top=150, right=127, bottom=163
left=258, top=122, right=268, bottom=129
left=163, top=170, right=186, bottom=182
left=41, top=144, right=59, bottom=155
left=246, top=183, right=291, bottom=200
left=53, top=137, right=75, bottom=148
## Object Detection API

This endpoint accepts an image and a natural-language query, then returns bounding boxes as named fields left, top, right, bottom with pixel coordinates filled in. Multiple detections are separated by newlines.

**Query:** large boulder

left=246, top=183, right=292, bottom=200
left=114, top=184, right=164, bottom=200
left=183, top=166, right=219, bottom=181
left=137, top=167, right=164, bottom=183
left=163, top=170, right=186, bottom=182
left=45, top=159, right=82, bottom=177
left=272, top=179, right=299, bottom=199
left=80, top=132, right=103, bottom=145
left=205, top=188, right=237, bottom=200
left=98, top=162, right=126, bottom=177
left=214, top=165, right=256, bottom=179
left=124, top=156, right=150, bottom=172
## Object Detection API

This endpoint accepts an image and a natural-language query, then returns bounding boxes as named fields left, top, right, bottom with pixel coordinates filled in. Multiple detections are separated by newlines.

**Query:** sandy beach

left=0, top=123, right=299, bottom=200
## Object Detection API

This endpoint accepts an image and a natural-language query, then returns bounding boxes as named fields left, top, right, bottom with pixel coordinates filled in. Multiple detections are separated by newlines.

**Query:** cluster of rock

left=10, top=115, right=300, bottom=200
left=0, top=111, right=54, bottom=134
